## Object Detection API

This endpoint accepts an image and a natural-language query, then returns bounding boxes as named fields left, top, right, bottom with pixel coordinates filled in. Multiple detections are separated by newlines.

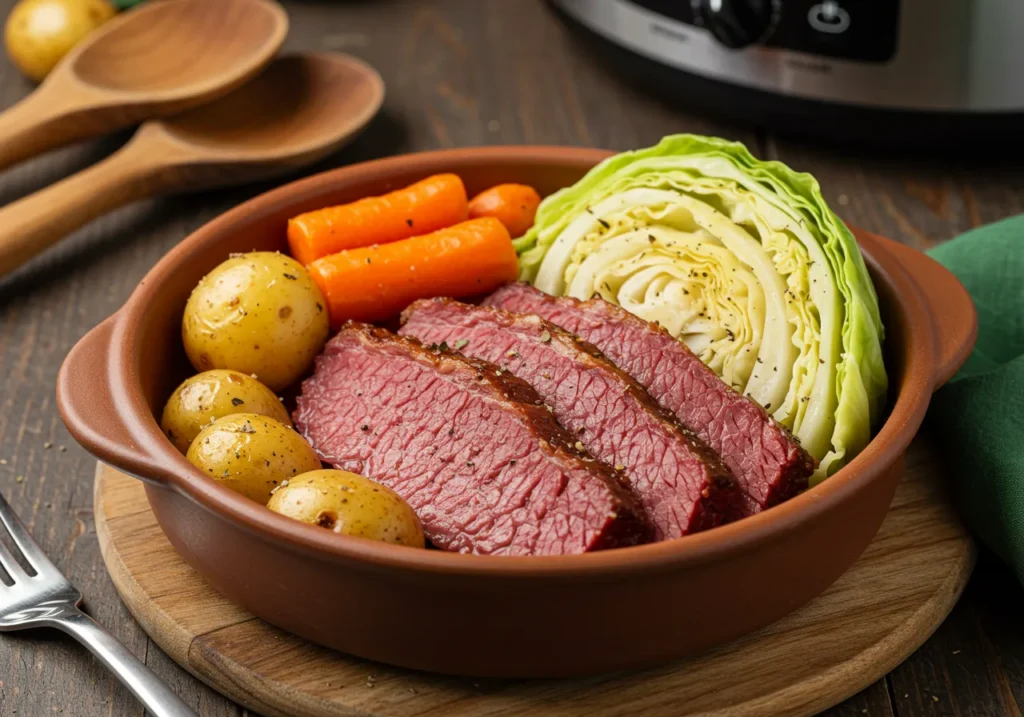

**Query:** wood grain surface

left=93, top=439, right=975, bottom=717
left=0, top=1, right=1020, bottom=716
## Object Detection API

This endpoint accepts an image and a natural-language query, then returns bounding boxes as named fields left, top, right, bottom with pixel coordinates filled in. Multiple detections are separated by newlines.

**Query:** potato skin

left=186, top=414, right=321, bottom=505
left=5, top=0, right=115, bottom=82
left=267, top=469, right=425, bottom=548
left=182, top=252, right=329, bottom=392
left=161, top=370, right=291, bottom=454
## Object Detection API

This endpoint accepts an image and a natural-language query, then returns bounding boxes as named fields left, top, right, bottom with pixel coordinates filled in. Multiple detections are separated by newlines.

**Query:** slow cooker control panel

left=633, top=0, right=899, bottom=62
left=694, top=0, right=778, bottom=49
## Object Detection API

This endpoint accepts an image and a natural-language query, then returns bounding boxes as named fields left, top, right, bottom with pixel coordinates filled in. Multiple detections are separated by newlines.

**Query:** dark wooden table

left=0, top=1, right=1021, bottom=715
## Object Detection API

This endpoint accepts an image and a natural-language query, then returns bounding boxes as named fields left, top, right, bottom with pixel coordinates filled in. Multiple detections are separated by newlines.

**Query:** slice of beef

left=400, top=299, right=742, bottom=540
left=484, top=283, right=816, bottom=512
left=293, top=324, right=651, bottom=556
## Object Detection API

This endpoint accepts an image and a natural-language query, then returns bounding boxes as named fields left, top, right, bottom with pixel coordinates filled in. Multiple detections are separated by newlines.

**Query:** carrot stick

left=308, top=217, right=519, bottom=326
left=468, top=183, right=542, bottom=237
left=288, top=174, right=469, bottom=266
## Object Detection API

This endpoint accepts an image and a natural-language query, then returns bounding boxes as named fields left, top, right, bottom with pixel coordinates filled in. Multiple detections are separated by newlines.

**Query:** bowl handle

left=877, top=238, right=978, bottom=388
left=58, top=315, right=173, bottom=483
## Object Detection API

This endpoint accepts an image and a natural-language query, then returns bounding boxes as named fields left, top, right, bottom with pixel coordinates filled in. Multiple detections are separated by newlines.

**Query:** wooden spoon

left=0, top=53, right=385, bottom=277
left=0, top=0, right=288, bottom=169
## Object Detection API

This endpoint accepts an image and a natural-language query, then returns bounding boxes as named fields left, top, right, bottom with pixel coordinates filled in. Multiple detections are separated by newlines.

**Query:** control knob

left=696, top=0, right=777, bottom=49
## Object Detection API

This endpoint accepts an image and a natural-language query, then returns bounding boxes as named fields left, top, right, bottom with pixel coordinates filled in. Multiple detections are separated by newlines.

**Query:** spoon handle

left=0, top=82, right=110, bottom=171
left=0, top=134, right=175, bottom=277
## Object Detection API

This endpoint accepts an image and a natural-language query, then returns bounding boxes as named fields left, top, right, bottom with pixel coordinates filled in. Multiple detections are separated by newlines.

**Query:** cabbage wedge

left=515, top=135, right=886, bottom=479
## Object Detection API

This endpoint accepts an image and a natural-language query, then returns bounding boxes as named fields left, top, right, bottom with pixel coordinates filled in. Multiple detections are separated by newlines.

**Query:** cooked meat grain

left=293, top=324, right=651, bottom=555
left=484, top=283, right=815, bottom=512
left=400, top=299, right=742, bottom=539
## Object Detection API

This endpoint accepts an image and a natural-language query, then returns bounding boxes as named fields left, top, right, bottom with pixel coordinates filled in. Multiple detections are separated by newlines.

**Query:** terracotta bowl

left=58, top=147, right=977, bottom=679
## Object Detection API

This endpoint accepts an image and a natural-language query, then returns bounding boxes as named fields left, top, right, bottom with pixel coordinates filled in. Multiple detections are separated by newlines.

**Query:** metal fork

left=0, top=493, right=196, bottom=717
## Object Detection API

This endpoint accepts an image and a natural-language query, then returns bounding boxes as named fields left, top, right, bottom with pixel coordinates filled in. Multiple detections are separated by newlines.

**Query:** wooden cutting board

left=94, top=435, right=975, bottom=717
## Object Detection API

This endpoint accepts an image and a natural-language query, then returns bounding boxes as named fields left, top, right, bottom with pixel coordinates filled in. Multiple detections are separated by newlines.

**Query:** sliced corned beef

left=484, top=283, right=815, bottom=512
left=400, top=299, right=742, bottom=540
left=293, top=323, right=651, bottom=555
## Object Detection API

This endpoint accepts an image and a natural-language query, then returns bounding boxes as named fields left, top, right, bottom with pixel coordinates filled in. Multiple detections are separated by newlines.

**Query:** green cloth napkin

left=925, top=215, right=1024, bottom=580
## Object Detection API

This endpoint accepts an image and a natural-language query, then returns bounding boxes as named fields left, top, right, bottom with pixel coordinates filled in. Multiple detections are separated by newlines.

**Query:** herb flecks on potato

left=186, top=413, right=321, bottom=505
left=161, top=369, right=290, bottom=454
left=268, top=469, right=425, bottom=548
left=182, top=252, right=329, bottom=392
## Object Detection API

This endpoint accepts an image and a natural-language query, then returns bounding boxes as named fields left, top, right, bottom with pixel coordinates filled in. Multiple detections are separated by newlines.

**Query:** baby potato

left=5, top=0, right=116, bottom=82
left=182, top=252, right=329, bottom=392
left=267, top=469, right=425, bottom=548
left=161, top=370, right=291, bottom=454
left=186, top=413, right=321, bottom=505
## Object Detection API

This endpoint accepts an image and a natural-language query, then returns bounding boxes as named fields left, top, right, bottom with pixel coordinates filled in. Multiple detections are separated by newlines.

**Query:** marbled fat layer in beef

left=484, top=283, right=816, bottom=513
left=293, top=324, right=651, bottom=555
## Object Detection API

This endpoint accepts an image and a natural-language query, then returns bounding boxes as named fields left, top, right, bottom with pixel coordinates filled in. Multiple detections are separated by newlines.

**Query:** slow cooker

left=549, top=0, right=1024, bottom=144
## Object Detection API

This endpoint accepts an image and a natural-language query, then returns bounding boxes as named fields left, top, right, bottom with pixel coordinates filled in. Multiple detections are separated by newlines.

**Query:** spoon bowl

left=70, top=0, right=284, bottom=96
left=0, top=0, right=288, bottom=169
left=0, top=53, right=385, bottom=277
left=157, top=54, right=385, bottom=170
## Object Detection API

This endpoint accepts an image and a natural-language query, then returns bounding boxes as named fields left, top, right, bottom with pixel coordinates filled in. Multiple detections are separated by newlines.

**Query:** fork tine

left=0, top=538, right=28, bottom=581
left=0, top=493, right=60, bottom=576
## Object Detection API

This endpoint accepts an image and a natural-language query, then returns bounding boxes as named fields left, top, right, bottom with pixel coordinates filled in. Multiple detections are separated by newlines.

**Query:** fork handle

left=53, top=609, right=198, bottom=717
